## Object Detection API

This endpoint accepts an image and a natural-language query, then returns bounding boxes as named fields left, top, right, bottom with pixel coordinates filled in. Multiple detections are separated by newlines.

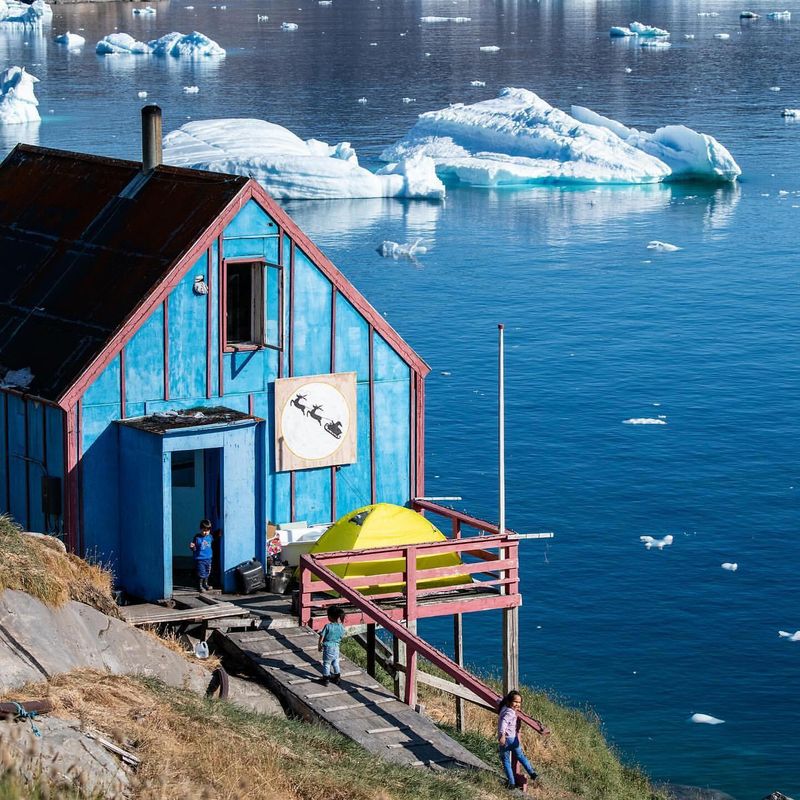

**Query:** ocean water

left=2, top=0, right=799, bottom=796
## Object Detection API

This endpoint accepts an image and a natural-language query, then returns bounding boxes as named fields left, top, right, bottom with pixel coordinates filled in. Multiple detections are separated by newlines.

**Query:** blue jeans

left=322, top=644, right=340, bottom=677
left=499, top=737, right=537, bottom=786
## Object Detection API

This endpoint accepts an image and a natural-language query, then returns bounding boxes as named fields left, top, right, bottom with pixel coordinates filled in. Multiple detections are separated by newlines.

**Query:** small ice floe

left=714, top=32, right=731, bottom=39
left=377, top=238, right=428, bottom=259
left=610, top=26, right=635, bottom=37
left=647, top=240, right=681, bottom=251
left=640, top=39, right=671, bottom=48
left=782, top=108, right=800, bottom=117
left=691, top=713, right=725, bottom=725
left=767, top=10, right=791, bottom=19
left=184, top=5, right=194, bottom=8
left=369, top=42, right=377, bottom=46
left=402, top=97, right=416, bottom=104
left=319, top=1, right=332, bottom=4
left=420, top=15, right=471, bottom=22
left=480, top=45, right=500, bottom=52
left=132, top=6, right=157, bottom=15
left=137, top=90, right=148, bottom=98
left=630, top=21, right=670, bottom=37
left=357, top=97, right=367, bottom=104
left=721, top=562, right=738, bottom=571
left=625, top=418, right=667, bottom=425
left=778, top=630, right=800, bottom=641
left=697, top=11, right=719, bottom=16
left=769, top=86, right=781, bottom=91
left=257, top=14, right=269, bottom=21
left=640, top=534, right=674, bottom=549
left=684, top=33, right=695, bottom=39
left=281, top=21, right=299, bottom=30
left=0, top=67, right=40, bottom=125
left=149, top=31, right=225, bottom=57
left=740, top=10, right=760, bottom=18
left=96, top=32, right=151, bottom=54
left=440, top=370, right=451, bottom=376
left=0, top=0, right=52, bottom=26
left=0, top=366, right=35, bottom=388
left=183, top=85, right=199, bottom=94
left=54, top=31, right=85, bottom=47
left=470, top=80, right=486, bottom=86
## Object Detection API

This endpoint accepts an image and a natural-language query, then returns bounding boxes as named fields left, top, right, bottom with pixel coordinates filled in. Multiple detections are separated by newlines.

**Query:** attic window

left=224, top=259, right=265, bottom=349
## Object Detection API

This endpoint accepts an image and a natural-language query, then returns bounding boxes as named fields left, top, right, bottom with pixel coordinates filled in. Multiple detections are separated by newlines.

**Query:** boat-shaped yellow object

left=308, top=503, right=471, bottom=595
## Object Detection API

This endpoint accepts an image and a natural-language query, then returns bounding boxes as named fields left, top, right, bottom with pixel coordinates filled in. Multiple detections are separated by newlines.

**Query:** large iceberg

left=163, top=118, right=445, bottom=200
left=0, top=0, right=52, bottom=26
left=0, top=67, right=40, bottom=125
left=96, top=30, right=225, bottom=56
left=380, top=88, right=740, bottom=186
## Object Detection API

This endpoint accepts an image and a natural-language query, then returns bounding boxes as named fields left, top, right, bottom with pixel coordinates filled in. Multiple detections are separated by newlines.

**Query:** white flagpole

left=498, top=323, right=505, bottom=537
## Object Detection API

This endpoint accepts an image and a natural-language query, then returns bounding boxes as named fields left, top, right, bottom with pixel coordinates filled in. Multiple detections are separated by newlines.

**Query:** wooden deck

left=216, top=627, right=489, bottom=771
left=118, top=594, right=250, bottom=626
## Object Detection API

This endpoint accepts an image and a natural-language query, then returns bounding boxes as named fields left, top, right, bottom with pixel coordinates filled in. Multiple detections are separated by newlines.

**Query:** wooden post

left=366, top=623, right=376, bottom=678
left=503, top=541, right=519, bottom=693
left=454, top=613, right=465, bottom=732
left=393, top=632, right=406, bottom=700
left=404, top=546, right=418, bottom=708
left=404, top=621, right=417, bottom=709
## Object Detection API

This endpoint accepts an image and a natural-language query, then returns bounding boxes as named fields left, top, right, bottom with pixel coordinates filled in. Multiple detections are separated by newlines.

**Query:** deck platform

left=215, top=627, right=489, bottom=771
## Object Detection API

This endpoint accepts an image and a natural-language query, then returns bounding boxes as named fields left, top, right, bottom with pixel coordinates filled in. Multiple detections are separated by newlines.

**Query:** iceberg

left=630, top=21, right=670, bottom=37
left=767, top=10, right=791, bottom=19
left=781, top=108, right=800, bottom=117
left=377, top=239, right=428, bottom=259
left=0, top=67, right=40, bottom=125
left=690, top=713, right=724, bottom=725
left=132, top=6, right=156, bottom=14
left=54, top=31, right=85, bottom=47
left=0, top=0, right=52, bottom=26
left=96, top=33, right=152, bottom=54
left=281, top=22, right=299, bottom=30
left=381, top=88, right=740, bottom=187
left=609, top=26, right=635, bottom=37
left=149, top=31, right=225, bottom=57
left=163, top=118, right=445, bottom=200
left=714, top=32, right=731, bottom=39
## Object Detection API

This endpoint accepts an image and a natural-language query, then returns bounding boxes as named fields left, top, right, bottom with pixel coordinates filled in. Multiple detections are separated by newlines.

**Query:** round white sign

left=280, top=381, right=350, bottom=461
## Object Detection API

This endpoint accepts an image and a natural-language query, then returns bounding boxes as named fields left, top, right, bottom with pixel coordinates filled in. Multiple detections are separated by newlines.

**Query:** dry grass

left=0, top=516, right=117, bottom=617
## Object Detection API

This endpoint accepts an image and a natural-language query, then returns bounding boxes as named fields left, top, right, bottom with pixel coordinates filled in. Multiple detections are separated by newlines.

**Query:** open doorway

left=170, top=448, right=222, bottom=591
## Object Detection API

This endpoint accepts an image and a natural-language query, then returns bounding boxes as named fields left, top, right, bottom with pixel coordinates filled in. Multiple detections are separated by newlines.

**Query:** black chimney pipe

left=141, top=105, right=162, bottom=172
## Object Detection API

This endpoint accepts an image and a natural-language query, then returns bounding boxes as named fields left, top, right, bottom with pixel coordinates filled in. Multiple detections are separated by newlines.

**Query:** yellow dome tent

left=308, top=503, right=472, bottom=595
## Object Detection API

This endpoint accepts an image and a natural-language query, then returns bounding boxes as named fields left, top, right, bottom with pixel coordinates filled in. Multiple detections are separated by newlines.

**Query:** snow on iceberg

left=640, top=534, right=674, bottom=549
left=377, top=239, right=428, bottom=259
left=0, top=67, right=40, bottom=125
left=381, top=88, right=740, bottom=187
left=0, top=0, right=52, bottom=26
left=690, top=713, right=724, bottom=725
left=96, top=33, right=151, bottom=54
left=630, top=21, right=670, bottom=37
left=163, top=118, right=445, bottom=200
left=610, top=26, right=635, bottom=37
left=132, top=6, right=156, bottom=14
left=55, top=31, right=85, bottom=47
left=149, top=31, right=225, bottom=57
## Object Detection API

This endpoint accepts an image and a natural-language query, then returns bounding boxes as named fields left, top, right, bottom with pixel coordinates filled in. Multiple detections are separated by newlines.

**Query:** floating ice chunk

left=470, top=80, right=486, bottom=87
left=0, top=0, right=52, bottom=26
left=257, top=14, right=269, bottom=21
left=691, top=713, right=724, bottom=725
left=377, top=238, right=428, bottom=259
left=721, top=562, right=738, bottom=571
left=163, top=118, right=446, bottom=200
left=184, top=5, right=194, bottom=8
left=402, top=97, right=416, bottom=104
left=625, top=67, right=633, bottom=73
left=357, top=97, right=367, bottom=104
left=630, top=21, right=670, bottom=37
left=740, top=10, right=760, bottom=18
left=183, top=85, right=199, bottom=94
left=647, top=240, right=681, bottom=251
left=149, top=31, right=225, bottom=57
left=383, top=88, right=740, bottom=188
left=137, top=90, right=148, bottom=98
left=714, top=32, right=731, bottom=39
left=96, top=32, right=152, bottom=54
left=767, top=10, right=791, bottom=19
left=54, top=31, right=85, bottom=47
left=640, top=534, right=674, bottom=549
left=0, top=67, right=40, bottom=124
left=610, top=26, right=635, bottom=36
left=0, top=366, right=34, bottom=388
left=782, top=108, right=800, bottom=117
left=640, top=39, right=671, bottom=48
left=697, top=11, right=719, bottom=16
left=684, top=33, right=695, bottom=39
left=420, top=15, right=471, bottom=22
left=778, top=630, right=800, bottom=641
left=480, top=45, right=500, bottom=51
left=132, top=6, right=156, bottom=15
left=319, top=1, right=332, bottom=4
left=769, top=86, right=781, bottom=91
left=281, top=21, right=299, bottom=30
left=625, top=418, right=667, bottom=425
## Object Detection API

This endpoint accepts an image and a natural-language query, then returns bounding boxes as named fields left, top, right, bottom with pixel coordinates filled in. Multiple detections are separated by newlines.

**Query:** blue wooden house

left=0, top=112, right=428, bottom=600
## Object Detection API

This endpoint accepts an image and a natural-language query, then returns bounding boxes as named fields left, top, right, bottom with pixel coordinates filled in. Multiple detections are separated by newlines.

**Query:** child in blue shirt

left=318, top=606, right=346, bottom=686
left=189, top=519, right=214, bottom=592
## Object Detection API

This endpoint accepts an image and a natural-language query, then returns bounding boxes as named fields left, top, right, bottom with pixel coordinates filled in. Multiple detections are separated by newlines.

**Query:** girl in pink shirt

left=497, top=690, right=538, bottom=790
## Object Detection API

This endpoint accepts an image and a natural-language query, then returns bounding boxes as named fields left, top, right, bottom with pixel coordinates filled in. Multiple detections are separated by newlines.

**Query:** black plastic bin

left=235, top=559, right=267, bottom=594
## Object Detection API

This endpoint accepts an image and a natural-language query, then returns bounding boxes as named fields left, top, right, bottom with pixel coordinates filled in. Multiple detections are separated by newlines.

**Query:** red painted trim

left=410, top=499, right=520, bottom=537
left=57, top=181, right=427, bottom=412
left=288, top=240, right=295, bottom=378
left=248, top=393, right=254, bottom=416
left=217, top=234, right=224, bottom=397
left=23, top=399, right=29, bottom=530
left=409, top=375, right=415, bottom=504
left=277, top=230, right=284, bottom=379
left=119, top=348, right=126, bottom=420
left=330, top=286, right=337, bottom=522
left=0, top=387, right=59, bottom=408
left=76, top=400, right=83, bottom=554
left=162, top=299, right=170, bottom=401
left=206, top=247, right=212, bottom=399
left=369, top=325, right=376, bottom=505
left=415, top=375, right=425, bottom=499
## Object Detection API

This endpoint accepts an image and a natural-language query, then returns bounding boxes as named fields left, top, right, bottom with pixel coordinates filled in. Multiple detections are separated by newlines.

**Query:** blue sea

left=2, top=0, right=798, bottom=796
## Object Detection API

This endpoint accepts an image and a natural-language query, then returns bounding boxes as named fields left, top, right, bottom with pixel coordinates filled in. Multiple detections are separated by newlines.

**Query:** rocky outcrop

left=658, top=783, right=737, bottom=800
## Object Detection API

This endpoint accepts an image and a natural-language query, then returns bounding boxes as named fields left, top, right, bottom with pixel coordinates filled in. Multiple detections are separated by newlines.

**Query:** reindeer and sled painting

left=274, top=372, right=358, bottom=471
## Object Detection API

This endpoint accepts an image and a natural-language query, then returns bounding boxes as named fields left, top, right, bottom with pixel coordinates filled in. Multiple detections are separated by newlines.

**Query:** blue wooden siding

left=26, top=400, right=45, bottom=533
left=292, top=249, right=332, bottom=377
left=126, top=304, right=164, bottom=405
left=169, top=257, right=208, bottom=400
left=0, top=394, right=7, bottom=512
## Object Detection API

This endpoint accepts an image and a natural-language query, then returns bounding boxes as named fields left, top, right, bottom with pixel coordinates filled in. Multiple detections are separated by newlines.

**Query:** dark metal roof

left=0, top=144, right=248, bottom=402
left=118, top=406, right=261, bottom=435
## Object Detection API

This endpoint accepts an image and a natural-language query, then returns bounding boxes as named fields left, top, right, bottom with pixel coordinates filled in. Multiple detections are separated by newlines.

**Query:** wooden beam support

left=366, top=623, right=376, bottom=678
left=454, top=613, right=465, bottom=732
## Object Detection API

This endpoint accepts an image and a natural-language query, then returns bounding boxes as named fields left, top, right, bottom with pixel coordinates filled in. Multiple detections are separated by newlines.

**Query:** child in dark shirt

left=189, top=519, right=214, bottom=592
